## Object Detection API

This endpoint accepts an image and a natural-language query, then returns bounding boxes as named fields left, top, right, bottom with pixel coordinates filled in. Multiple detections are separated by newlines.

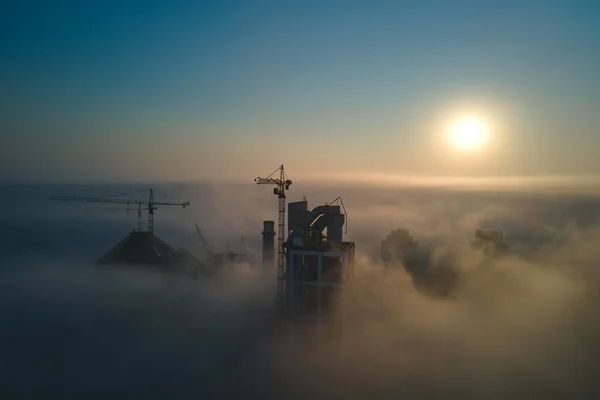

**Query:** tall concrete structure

left=262, top=220, right=276, bottom=269
left=270, top=198, right=355, bottom=351
left=282, top=198, right=355, bottom=323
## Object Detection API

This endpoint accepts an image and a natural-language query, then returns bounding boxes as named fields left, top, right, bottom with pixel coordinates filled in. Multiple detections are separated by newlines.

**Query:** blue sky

left=2, top=0, right=600, bottom=183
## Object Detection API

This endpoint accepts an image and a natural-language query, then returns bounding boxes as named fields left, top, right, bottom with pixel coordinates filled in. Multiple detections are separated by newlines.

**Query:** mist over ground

left=1, top=181, right=600, bottom=398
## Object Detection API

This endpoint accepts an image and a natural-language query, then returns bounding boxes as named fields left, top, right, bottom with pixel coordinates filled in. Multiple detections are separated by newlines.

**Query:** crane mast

left=255, top=165, right=292, bottom=282
left=50, top=188, right=190, bottom=234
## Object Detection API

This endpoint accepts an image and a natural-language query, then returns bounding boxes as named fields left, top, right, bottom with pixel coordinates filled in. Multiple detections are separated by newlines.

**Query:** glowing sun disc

left=449, top=116, right=489, bottom=150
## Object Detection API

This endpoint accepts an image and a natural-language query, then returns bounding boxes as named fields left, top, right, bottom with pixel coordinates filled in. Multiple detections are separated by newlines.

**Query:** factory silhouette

left=49, top=164, right=511, bottom=330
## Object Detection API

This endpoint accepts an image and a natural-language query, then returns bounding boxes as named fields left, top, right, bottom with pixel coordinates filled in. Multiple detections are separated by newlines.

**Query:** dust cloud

left=1, top=182, right=600, bottom=398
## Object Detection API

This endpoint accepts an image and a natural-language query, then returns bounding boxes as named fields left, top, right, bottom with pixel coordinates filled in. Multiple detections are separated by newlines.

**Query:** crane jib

left=49, top=189, right=191, bottom=234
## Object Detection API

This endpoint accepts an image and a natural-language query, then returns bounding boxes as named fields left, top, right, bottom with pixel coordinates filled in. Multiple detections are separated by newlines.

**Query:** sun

left=449, top=115, right=489, bottom=151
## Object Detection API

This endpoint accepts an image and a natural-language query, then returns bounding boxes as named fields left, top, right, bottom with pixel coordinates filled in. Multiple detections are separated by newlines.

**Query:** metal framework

left=50, top=188, right=190, bottom=234
left=326, top=196, right=349, bottom=235
left=255, top=165, right=292, bottom=281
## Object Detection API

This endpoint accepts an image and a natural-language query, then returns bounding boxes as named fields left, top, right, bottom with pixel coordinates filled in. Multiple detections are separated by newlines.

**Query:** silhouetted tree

left=380, top=228, right=458, bottom=297
left=380, top=228, right=419, bottom=266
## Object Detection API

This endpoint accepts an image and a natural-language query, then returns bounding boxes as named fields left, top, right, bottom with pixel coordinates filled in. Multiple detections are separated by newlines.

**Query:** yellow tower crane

left=50, top=188, right=190, bottom=234
left=255, top=165, right=292, bottom=283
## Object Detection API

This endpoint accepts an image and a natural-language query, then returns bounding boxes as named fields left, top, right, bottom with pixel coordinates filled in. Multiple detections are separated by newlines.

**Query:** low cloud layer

left=2, top=182, right=600, bottom=398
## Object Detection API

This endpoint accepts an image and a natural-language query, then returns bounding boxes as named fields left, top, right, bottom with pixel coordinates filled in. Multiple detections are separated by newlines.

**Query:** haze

left=3, top=1, right=600, bottom=399
left=2, top=1, right=600, bottom=184
left=3, top=183, right=600, bottom=398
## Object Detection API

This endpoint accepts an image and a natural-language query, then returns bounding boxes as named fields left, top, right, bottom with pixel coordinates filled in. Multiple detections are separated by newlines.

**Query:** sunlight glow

left=449, top=116, right=489, bottom=151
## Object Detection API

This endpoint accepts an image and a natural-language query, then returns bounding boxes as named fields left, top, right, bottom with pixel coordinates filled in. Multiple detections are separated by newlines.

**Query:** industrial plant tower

left=255, top=165, right=355, bottom=324
left=283, top=197, right=355, bottom=326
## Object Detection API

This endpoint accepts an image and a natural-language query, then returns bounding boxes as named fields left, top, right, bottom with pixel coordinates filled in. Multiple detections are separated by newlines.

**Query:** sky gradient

left=2, top=0, right=600, bottom=183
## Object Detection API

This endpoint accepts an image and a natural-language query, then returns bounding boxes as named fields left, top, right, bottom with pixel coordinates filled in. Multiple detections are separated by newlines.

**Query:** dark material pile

left=97, top=231, right=207, bottom=275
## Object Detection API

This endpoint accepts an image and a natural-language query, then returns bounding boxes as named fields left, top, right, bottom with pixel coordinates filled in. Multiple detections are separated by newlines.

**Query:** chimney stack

left=262, top=221, right=276, bottom=270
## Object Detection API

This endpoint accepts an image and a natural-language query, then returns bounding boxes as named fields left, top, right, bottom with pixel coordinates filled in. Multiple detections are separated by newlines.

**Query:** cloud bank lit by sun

left=448, top=115, right=489, bottom=151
